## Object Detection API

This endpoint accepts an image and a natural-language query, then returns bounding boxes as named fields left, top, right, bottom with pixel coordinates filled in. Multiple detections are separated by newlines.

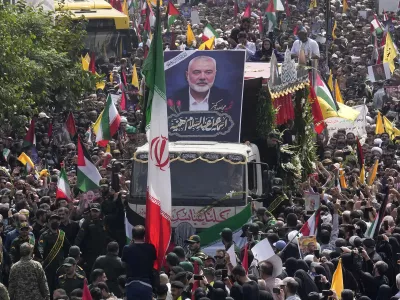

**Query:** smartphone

left=322, top=290, right=333, bottom=296
left=193, top=275, right=203, bottom=280
left=272, top=288, right=281, bottom=294
left=314, top=275, right=321, bottom=281
left=314, top=250, right=320, bottom=259
left=221, top=269, right=228, bottom=278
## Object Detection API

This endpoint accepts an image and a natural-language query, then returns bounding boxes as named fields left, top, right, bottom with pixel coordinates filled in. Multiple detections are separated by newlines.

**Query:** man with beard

left=170, top=56, right=232, bottom=112
left=38, top=214, right=71, bottom=294
left=290, top=28, right=320, bottom=60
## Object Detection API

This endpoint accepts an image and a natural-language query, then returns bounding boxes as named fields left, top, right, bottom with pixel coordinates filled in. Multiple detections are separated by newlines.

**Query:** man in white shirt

left=290, top=28, right=320, bottom=60
left=235, top=31, right=256, bottom=61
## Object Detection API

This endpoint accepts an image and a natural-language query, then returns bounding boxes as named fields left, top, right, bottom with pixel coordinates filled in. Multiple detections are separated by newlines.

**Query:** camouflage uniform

left=0, top=283, right=9, bottom=300
left=8, top=257, right=50, bottom=300
left=123, top=128, right=147, bottom=159
left=10, top=235, right=35, bottom=263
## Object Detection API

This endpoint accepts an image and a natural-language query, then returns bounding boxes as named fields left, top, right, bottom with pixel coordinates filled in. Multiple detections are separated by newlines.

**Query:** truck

left=55, top=0, right=135, bottom=58
left=128, top=140, right=268, bottom=230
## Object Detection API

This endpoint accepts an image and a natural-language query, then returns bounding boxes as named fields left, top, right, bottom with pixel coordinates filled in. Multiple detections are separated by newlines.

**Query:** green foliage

left=0, top=2, right=96, bottom=121
left=256, top=86, right=276, bottom=138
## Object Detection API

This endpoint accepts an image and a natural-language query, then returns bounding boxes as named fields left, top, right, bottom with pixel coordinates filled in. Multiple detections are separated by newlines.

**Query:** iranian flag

left=198, top=204, right=251, bottom=256
left=370, top=15, right=383, bottom=34
left=202, top=24, right=219, bottom=42
left=93, top=94, right=121, bottom=147
left=167, top=1, right=179, bottom=29
left=142, top=6, right=172, bottom=271
left=300, top=210, right=321, bottom=236
left=77, top=136, right=102, bottom=192
left=56, top=167, right=72, bottom=202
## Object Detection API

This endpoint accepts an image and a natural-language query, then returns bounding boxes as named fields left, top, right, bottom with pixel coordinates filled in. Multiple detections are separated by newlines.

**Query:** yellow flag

left=331, top=258, right=344, bottom=298
left=81, top=56, right=89, bottom=71
left=96, top=81, right=106, bottom=90
left=384, top=33, right=398, bottom=73
left=318, top=99, right=359, bottom=121
left=327, top=70, right=334, bottom=92
left=383, top=115, right=400, bottom=139
left=309, top=0, right=317, bottom=9
left=131, top=64, right=139, bottom=89
left=335, top=81, right=344, bottom=104
left=332, top=21, right=337, bottom=39
left=360, top=164, right=365, bottom=184
left=343, top=0, right=348, bottom=12
left=92, top=110, right=104, bottom=134
left=122, top=0, right=129, bottom=15
left=18, top=152, right=35, bottom=170
left=198, top=36, right=215, bottom=50
left=187, top=24, right=196, bottom=47
left=368, top=160, right=379, bottom=186
left=375, top=111, right=385, bottom=134
left=106, top=143, right=111, bottom=153
left=339, top=164, right=347, bottom=188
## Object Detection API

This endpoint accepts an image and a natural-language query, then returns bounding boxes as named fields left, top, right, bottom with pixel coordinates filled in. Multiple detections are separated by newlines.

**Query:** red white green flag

left=142, top=6, right=172, bottom=270
left=202, top=24, right=219, bottom=42
left=23, top=119, right=36, bottom=148
left=56, top=167, right=72, bottom=202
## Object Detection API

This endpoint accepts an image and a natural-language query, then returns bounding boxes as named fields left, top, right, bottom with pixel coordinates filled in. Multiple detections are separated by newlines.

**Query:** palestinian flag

left=23, top=119, right=36, bottom=148
left=65, top=112, right=77, bottom=139
left=365, top=190, right=389, bottom=238
left=77, top=136, right=102, bottom=192
left=56, top=167, right=72, bottom=202
left=316, top=73, right=338, bottom=113
left=265, top=0, right=277, bottom=32
left=202, top=24, right=219, bottom=42
left=370, top=15, right=383, bottom=34
left=198, top=204, right=251, bottom=256
left=93, top=94, right=121, bottom=147
left=167, top=1, right=179, bottom=30
left=308, top=85, right=326, bottom=134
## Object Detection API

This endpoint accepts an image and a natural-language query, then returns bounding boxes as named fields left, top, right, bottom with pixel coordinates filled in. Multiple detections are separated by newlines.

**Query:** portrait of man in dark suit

left=170, top=55, right=233, bottom=113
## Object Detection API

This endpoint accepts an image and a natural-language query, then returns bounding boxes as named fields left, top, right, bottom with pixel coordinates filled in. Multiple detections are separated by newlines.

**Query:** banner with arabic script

left=164, top=50, right=246, bottom=142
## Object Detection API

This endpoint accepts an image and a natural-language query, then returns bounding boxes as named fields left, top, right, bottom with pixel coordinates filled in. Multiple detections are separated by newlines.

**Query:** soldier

left=56, top=257, right=85, bottom=297
left=75, top=203, right=111, bottom=276
left=123, top=125, right=147, bottom=159
left=38, top=214, right=71, bottom=294
left=8, top=243, right=50, bottom=300
left=9, top=222, right=35, bottom=263
left=56, top=246, right=86, bottom=278
left=185, top=235, right=206, bottom=260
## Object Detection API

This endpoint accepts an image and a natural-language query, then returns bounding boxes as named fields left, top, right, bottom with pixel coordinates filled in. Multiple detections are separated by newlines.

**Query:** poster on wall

left=164, top=50, right=246, bottom=142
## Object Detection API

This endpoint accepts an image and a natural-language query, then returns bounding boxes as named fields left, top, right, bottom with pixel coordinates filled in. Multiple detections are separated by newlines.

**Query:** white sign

left=251, top=239, right=282, bottom=277
left=378, top=0, right=399, bottom=13
left=227, top=245, right=237, bottom=267
left=325, top=105, right=367, bottom=138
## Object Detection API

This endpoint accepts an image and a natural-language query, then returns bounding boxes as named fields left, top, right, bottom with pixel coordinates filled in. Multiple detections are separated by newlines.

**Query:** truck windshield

left=131, top=159, right=246, bottom=207
left=85, top=29, right=128, bottom=58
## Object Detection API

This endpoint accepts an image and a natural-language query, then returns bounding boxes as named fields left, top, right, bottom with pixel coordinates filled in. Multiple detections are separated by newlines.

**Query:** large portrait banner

left=164, top=50, right=246, bottom=142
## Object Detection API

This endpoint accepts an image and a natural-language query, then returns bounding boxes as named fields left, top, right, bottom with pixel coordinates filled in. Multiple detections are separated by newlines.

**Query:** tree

left=0, top=2, right=96, bottom=122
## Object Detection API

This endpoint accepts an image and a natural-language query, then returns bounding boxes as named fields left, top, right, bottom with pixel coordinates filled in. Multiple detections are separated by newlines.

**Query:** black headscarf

left=296, top=259, right=310, bottom=272
left=280, top=243, right=300, bottom=261
left=376, top=284, right=392, bottom=300
left=259, top=290, right=274, bottom=300
left=294, top=269, right=319, bottom=299
left=321, top=262, right=334, bottom=282
left=260, top=39, right=274, bottom=57
left=284, top=257, right=297, bottom=277
left=340, top=253, right=360, bottom=293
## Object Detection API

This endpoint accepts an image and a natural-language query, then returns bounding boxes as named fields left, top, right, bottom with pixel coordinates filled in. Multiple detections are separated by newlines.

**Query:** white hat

left=38, top=112, right=50, bottom=119
left=288, top=230, right=300, bottom=245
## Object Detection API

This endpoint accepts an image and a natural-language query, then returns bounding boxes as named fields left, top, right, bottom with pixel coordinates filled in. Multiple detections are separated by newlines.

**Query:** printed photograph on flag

left=304, top=191, right=320, bottom=212
left=164, top=50, right=246, bottom=142
left=368, top=63, right=391, bottom=82
left=385, top=86, right=400, bottom=100
left=298, top=235, right=317, bottom=258
left=180, top=4, right=191, bottom=19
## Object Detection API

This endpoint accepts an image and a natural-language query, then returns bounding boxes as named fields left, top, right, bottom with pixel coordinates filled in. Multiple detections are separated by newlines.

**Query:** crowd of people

left=0, top=0, right=400, bottom=298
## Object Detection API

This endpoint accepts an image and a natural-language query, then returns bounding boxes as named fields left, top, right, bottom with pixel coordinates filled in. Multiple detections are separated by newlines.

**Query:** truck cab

left=129, top=141, right=265, bottom=229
